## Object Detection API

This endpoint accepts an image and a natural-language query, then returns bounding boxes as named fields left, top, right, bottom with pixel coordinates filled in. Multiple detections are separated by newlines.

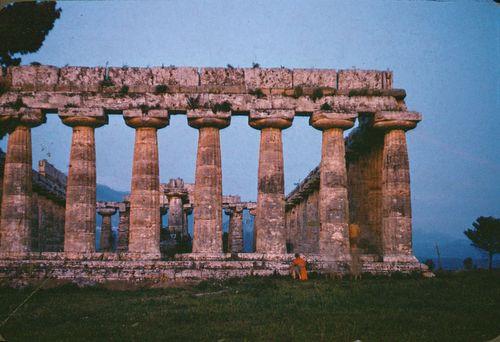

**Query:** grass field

left=0, top=271, right=499, bottom=341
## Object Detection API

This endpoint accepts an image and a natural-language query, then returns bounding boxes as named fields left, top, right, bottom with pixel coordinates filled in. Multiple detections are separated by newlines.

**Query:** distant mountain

left=413, top=229, right=483, bottom=260
left=96, top=184, right=128, bottom=202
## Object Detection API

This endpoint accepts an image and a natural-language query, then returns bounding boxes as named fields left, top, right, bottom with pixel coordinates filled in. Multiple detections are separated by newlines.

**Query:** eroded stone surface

left=61, top=114, right=107, bottom=253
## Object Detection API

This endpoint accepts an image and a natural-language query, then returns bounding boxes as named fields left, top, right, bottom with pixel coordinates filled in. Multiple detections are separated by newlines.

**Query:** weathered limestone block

left=0, top=110, right=46, bottom=255
left=107, top=67, right=153, bottom=92
left=9, top=65, right=59, bottom=91
left=374, top=111, right=421, bottom=262
left=124, top=110, right=169, bottom=259
left=117, top=198, right=130, bottom=252
left=60, top=108, right=108, bottom=254
left=200, top=68, right=245, bottom=86
left=292, top=69, right=337, bottom=88
left=244, top=68, right=293, bottom=89
left=165, top=178, right=188, bottom=236
left=151, top=67, right=199, bottom=87
left=57, top=67, right=105, bottom=92
left=98, top=207, right=117, bottom=252
left=338, top=70, right=391, bottom=90
left=188, top=110, right=230, bottom=253
left=224, top=206, right=244, bottom=253
left=249, top=110, right=293, bottom=254
left=310, top=111, right=357, bottom=260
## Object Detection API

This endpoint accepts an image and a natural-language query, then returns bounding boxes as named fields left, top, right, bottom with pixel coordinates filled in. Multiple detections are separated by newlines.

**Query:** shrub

left=155, top=84, right=169, bottom=94
left=249, top=88, right=265, bottom=99
left=310, top=88, right=324, bottom=102
left=424, top=259, right=435, bottom=271
left=320, top=102, right=333, bottom=111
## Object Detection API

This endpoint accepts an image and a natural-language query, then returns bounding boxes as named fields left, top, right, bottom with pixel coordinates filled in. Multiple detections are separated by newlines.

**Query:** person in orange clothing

left=290, top=253, right=308, bottom=281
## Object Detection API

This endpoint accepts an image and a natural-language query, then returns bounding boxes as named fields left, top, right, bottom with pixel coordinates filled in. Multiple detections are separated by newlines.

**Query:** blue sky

left=1, top=0, right=499, bottom=243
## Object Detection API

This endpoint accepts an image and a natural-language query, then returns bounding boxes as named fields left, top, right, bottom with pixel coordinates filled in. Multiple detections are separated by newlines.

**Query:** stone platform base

left=0, top=253, right=426, bottom=288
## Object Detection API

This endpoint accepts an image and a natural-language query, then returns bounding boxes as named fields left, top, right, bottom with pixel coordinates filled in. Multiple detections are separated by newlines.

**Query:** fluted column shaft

left=124, top=112, right=168, bottom=258
left=129, top=127, right=161, bottom=255
left=64, top=126, right=98, bottom=252
left=193, top=126, right=223, bottom=253
left=225, top=207, right=244, bottom=253
left=182, top=207, right=192, bottom=238
left=117, top=201, right=130, bottom=252
left=0, top=126, right=33, bottom=253
left=168, top=196, right=184, bottom=235
left=255, top=127, right=286, bottom=253
left=381, top=129, right=413, bottom=258
left=319, top=128, right=350, bottom=257
left=311, top=111, right=356, bottom=259
left=374, top=111, right=421, bottom=262
left=60, top=111, right=107, bottom=254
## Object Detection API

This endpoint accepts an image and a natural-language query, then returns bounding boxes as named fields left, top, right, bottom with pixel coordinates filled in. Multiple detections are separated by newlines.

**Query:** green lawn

left=0, top=271, right=499, bottom=341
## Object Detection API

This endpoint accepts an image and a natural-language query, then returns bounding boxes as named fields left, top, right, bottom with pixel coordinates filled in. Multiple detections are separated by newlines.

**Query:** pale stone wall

left=0, top=149, right=66, bottom=252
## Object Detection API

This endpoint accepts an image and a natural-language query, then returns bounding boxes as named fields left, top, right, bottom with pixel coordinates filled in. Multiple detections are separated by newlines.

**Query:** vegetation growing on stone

left=187, top=96, right=201, bottom=110
left=249, top=88, right=265, bottom=98
left=211, top=101, right=232, bottom=113
left=154, top=84, right=169, bottom=94
left=320, top=102, right=333, bottom=111
left=311, top=87, right=324, bottom=102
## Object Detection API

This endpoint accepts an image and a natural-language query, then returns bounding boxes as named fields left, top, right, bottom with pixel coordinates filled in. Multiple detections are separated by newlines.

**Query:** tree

left=0, top=1, right=61, bottom=67
left=424, top=259, right=435, bottom=271
left=464, top=216, right=500, bottom=270
left=463, top=257, right=474, bottom=271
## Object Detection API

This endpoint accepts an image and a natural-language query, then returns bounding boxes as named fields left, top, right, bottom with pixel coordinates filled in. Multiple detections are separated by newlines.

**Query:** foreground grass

left=0, top=271, right=499, bottom=341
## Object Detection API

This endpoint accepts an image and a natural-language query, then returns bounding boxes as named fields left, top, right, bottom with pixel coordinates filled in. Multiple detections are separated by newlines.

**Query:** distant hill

left=96, top=184, right=129, bottom=202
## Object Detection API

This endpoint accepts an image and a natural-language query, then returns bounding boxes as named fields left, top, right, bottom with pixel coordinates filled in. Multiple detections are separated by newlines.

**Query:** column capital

left=97, top=207, right=117, bottom=217
left=309, top=111, right=357, bottom=131
left=124, top=109, right=169, bottom=129
left=224, top=204, right=244, bottom=216
left=373, top=111, right=421, bottom=131
left=165, top=178, right=189, bottom=200
left=248, top=109, right=293, bottom=130
left=187, top=109, right=230, bottom=129
left=0, top=108, right=46, bottom=129
left=59, top=108, right=108, bottom=127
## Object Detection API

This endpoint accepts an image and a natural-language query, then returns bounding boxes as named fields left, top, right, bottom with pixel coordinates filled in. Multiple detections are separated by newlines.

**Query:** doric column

left=98, top=207, right=116, bottom=252
left=117, top=197, right=130, bottom=252
left=248, top=207, right=257, bottom=252
left=165, top=178, right=188, bottom=237
left=182, top=204, right=193, bottom=238
left=188, top=110, right=230, bottom=253
left=224, top=205, right=244, bottom=253
left=249, top=110, right=293, bottom=254
left=124, top=110, right=169, bottom=258
left=0, top=109, right=46, bottom=255
left=310, top=111, right=356, bottom=260
left=60, top=109, right=107, bottom=253
left=374, top=111, right=421, bottom=262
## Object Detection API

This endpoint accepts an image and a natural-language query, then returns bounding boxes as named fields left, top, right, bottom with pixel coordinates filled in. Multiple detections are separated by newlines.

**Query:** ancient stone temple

left=0, top=65, right=423, bottom=287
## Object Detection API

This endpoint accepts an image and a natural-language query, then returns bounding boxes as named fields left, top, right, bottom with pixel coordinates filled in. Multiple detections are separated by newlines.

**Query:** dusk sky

left=1, top=0, right=498, bottom=246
